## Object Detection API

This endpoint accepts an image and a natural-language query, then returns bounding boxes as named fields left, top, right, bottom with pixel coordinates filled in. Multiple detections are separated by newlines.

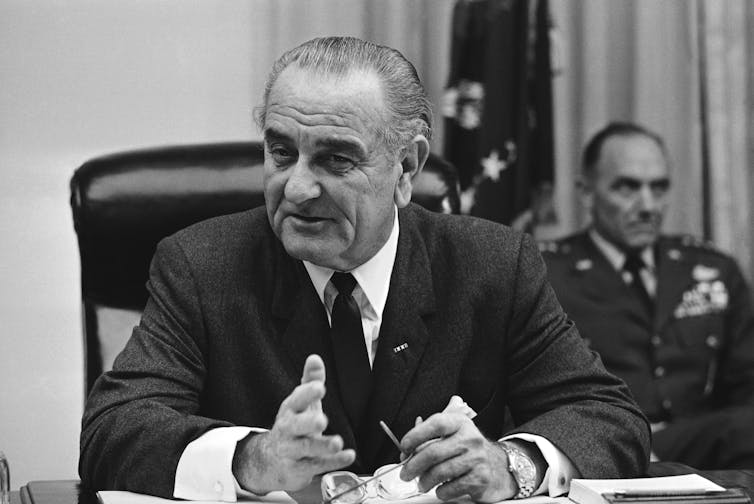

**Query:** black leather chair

left=70, top=141, right=460, bottom=395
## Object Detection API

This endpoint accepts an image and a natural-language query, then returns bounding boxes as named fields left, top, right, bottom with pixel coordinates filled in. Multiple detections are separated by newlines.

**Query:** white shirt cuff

left=174, top=426, right=266, bottom=501
left=501, top=433, right=579, bottom=497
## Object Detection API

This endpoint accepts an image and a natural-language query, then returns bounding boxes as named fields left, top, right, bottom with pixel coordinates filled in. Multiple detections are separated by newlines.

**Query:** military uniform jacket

left=79, top=206, right=649, bottom=497
left=543, top=232, right=754, bottom=422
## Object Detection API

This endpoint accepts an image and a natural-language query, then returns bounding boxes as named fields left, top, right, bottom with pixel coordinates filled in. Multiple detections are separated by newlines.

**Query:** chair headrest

left=71, top=141, right=266, bottom=309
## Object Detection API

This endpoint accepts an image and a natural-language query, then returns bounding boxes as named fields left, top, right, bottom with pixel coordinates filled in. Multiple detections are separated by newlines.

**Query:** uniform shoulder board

left=537, top=240, right=571, bottom=255
left=538, top=240, right=557, bottom=253
left=674, top=234, right=724, bottom=255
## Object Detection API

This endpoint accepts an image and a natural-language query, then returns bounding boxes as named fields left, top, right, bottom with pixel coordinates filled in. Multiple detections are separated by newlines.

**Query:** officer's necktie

left=623, top=253, right=654, bottom=315
left=330, top=272, right=372, bottom=430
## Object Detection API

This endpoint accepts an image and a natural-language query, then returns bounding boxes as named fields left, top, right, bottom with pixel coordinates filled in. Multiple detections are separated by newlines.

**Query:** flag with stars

left=442, top=0, right=555, bottom=229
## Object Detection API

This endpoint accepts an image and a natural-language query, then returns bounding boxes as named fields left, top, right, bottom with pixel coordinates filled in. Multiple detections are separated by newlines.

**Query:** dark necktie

left=623, top=253, right=654, bottom=315
left=330, top=272, right=372, bottom=430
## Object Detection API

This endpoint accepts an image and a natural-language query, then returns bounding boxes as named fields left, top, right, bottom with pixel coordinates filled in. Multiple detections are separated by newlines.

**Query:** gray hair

left=254, top=36, right=433, bottom=151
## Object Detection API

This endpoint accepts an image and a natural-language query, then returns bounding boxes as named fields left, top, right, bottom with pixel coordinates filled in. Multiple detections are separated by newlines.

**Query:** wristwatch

left=501, top=442, right=538, bottom=499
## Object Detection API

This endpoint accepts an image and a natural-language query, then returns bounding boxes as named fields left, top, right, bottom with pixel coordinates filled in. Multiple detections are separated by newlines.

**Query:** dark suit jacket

left=80, top=205, right=649, bottom=497
left=542, top=232, right=754, bottom=422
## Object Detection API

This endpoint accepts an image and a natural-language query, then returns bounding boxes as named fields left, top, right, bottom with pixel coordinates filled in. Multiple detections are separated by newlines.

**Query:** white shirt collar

left=303, top=208, right=399, bottom=319
left=588, top=229, right=655, bottom=272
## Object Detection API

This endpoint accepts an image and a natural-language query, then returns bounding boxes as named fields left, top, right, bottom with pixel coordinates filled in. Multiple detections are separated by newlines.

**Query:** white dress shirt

left=174, top=209, right=577, bottom=501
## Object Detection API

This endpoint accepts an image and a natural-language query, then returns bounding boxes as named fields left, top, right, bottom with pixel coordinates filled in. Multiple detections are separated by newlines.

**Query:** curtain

left=698, top=0, right=754, bottom=282
left=247, top=0, right=455, bottom=150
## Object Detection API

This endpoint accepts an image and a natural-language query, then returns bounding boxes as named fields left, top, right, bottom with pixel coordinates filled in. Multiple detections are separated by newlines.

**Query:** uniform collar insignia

left=667, top=248, right=682, bottom=261
left=574, top=259, right=593, bottom=271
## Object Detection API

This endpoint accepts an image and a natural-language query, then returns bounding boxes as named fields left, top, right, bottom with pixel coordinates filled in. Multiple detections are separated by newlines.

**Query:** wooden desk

left=18, top=468, right=754, bottom=504
left=648, top=461, right=754, bottom=500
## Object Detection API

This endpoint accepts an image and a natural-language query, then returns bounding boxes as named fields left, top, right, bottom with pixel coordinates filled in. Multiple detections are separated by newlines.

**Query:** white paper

left=570, top=474, right=724, bottom=494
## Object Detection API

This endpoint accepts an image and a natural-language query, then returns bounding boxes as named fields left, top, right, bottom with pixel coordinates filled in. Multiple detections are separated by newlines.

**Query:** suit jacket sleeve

left=503, top=234, right=650, bottom=478
left=79, top=235, right=231, bottom=497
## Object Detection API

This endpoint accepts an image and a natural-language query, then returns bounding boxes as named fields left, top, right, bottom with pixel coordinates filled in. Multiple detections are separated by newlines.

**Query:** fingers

left=280, top=379, right=326, bottom=414
left=299, top=448, right=357, bottom=474
left=400, top=411, right=466, bottom=454
left=300, top=354, right=325, bottom=414
left=301, top=354, right=326, bottom=384
left=276, top=432, right=347, bottom=460
left=399, top=413, right=507, bottom=500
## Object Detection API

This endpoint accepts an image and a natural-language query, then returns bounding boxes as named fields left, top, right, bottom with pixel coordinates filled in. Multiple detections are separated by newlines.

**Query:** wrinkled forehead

left=264, top=65, right=391, bottom=146
left=269, top=64, right=387, bottom=114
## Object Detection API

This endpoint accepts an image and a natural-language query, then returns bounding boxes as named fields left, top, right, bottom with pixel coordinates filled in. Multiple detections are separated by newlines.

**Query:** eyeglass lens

left=321, top=464, right=421, bottom=504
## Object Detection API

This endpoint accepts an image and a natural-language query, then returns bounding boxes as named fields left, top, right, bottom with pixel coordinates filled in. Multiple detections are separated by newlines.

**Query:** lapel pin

left=575, top=259, right=593, bottom=271
left=667, top=249, right=682, bottom=260
left=393, top=342, right=409, bottom=353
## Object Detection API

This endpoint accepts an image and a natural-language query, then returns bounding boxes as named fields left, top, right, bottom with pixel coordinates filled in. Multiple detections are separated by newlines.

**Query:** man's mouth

left=289, top=213, right=329, bottom=224
left=291, top=214, right=325, bottom=222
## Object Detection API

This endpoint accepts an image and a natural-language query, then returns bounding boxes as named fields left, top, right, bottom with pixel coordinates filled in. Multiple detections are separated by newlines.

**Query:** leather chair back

left=71, top=141, right=460, bottom=395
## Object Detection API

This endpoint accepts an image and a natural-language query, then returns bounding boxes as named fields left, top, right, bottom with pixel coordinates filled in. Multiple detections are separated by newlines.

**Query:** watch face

left=514, top=454, right=536, bottom=480
left=505, top=445, right=537, bottom=497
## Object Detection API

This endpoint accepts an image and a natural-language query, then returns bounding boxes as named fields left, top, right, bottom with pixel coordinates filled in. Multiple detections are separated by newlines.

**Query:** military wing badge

left=692, top=264, right=720, bottom=282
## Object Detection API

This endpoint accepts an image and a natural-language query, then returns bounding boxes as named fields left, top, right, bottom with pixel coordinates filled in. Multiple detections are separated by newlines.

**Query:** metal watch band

left=501, top=442, right=537, bottom=499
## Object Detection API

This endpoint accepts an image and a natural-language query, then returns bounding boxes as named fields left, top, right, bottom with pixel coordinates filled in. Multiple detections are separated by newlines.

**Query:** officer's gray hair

left=255, top=36, right=433, bottom=152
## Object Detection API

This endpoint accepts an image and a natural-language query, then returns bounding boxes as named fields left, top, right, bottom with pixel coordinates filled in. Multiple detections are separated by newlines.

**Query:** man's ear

left=577, top=175, right=594, bottom=210
left=394, top=135, right=430, bottom=208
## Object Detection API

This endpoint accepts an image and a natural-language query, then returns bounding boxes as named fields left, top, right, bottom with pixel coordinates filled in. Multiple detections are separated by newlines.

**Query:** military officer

left=543, top=122, right=754, bottom=469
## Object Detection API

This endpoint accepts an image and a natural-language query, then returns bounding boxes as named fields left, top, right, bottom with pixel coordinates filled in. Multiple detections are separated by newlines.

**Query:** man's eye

left=268, top=146, right=296, bottom=165
left=611, top=180, right=641, bottom=196
left=650, top=180, right=671, bottom=196
left=323, top=154, right=356, bottom=173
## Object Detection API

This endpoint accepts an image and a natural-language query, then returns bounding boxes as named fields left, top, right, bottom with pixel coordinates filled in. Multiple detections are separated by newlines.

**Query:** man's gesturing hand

left=232, top=355, right=355, bottom=494
left=399, top=412, right=518, bottom=503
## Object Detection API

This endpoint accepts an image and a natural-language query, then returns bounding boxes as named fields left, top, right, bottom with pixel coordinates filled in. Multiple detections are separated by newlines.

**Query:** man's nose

left=284, top=160, right=321, bottom=203
left=636, top=185, right=660, bottom=212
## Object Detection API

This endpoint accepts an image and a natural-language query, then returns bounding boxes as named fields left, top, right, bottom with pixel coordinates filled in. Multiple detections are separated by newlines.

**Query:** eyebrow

left=263, top=128, right=367, bottom=158
left=612, top=176, right=671, bottom=188
left=314, top=137, right=367, bottom=158
left=263, top=128, right=292, bottom=144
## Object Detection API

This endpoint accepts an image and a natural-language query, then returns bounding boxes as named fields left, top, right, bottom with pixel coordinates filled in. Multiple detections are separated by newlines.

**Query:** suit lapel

left=359, top=209, right=436, bottom=468
left=654, top=240, right=694, bottom=331
left=576, top=234, right=653, bottom=327
left=270, top=243, right=356, bottom=451
left=578, top=236, right=627, bottom=299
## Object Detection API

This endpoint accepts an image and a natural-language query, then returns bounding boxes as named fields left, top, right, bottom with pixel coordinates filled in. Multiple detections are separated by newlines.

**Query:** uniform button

left=654, top=366, right=666, bottom=378
left=706, top=334, right=720, bottom=349
left=213, top=481, right=224, bottom=495
left=662, top=399, right=672, bottom=410
left=650, top=335, right=662, bottom=347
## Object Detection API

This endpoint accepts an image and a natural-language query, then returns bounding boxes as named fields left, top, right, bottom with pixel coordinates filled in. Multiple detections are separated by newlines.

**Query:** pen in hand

left=379, top=420, right=404, bottom=453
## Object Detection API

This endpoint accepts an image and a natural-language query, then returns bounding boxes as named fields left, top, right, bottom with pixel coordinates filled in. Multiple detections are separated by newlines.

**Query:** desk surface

left=18, top=466, right=754, bottom=504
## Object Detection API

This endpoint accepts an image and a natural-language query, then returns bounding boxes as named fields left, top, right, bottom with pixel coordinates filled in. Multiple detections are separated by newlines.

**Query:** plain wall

left=0, top=0, right=258, bottom=487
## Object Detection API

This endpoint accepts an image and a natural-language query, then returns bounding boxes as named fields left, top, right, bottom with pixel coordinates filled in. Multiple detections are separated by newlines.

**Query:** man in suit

left=543, top=121, right=754, bottom=469
left=80, top=38, right=649, bottom=501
